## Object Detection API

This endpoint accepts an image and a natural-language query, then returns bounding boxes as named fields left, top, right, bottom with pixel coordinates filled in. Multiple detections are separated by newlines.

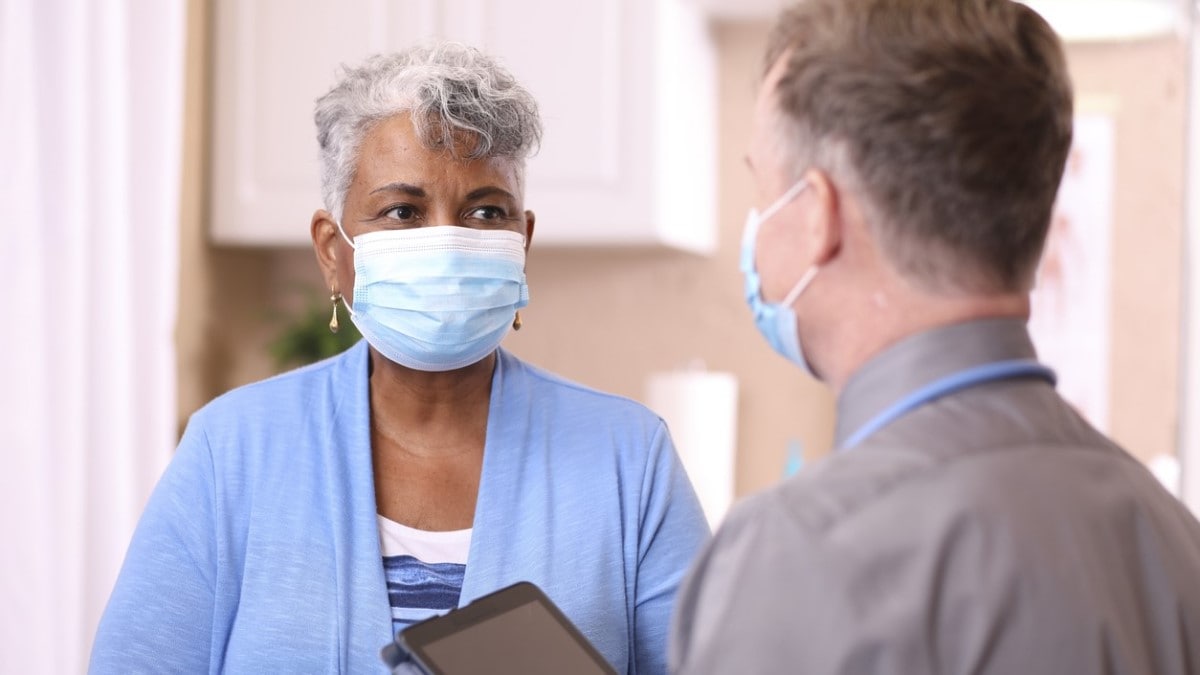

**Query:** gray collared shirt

left=670, top=319, right=1200, bottom=675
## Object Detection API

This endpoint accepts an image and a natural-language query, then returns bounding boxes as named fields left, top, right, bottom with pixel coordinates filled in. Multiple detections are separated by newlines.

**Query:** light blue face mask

left=337, top=224, right=529, bottom=372
left=740, top=179, right=820, bottom=376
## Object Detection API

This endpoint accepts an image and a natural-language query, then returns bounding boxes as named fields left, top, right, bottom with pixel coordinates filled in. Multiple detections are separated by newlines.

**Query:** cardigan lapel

left=458, top=349, right=538, bottom=603
left=326, top=341, right=393, bottom=671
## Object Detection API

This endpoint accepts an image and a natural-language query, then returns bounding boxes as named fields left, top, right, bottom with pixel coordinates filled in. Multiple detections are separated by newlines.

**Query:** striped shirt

left=377, top=515, right=471, bottom=637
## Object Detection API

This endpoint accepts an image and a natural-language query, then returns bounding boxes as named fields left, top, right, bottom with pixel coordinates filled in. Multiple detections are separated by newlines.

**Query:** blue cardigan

left=90, top=343, right=709, bottom=673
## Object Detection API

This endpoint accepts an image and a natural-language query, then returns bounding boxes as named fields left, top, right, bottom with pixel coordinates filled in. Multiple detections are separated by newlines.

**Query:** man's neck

left=817, top=289, right=1031, bottom=396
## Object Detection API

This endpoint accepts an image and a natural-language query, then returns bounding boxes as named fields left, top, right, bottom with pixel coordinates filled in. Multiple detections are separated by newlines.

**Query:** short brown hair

left=766, top=0, right=1074, bottom=293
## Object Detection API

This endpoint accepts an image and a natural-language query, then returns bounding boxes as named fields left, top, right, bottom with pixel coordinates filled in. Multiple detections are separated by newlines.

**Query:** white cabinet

left=210, top=1, right=435, bottom=247
left=210, top=0, right=718, bottom=254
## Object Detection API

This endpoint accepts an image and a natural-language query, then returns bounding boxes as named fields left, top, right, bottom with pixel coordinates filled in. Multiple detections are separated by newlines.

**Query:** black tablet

left=395, top=581, right=618, bottom=675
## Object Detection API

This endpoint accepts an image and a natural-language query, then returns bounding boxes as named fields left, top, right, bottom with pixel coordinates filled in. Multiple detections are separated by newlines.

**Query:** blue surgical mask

left=337, top=224, right=529, bottom=372
left=741, top=179, right=820, bottom=376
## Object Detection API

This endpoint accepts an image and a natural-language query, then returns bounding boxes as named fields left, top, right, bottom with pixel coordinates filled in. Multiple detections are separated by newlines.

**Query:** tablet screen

left=398, top=582, right=616, bottom=675
left=421, top=600, right=609, bottom=675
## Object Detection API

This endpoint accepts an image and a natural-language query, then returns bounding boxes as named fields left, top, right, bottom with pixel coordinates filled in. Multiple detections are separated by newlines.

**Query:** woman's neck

left=367, top=349, right=496, bottom=458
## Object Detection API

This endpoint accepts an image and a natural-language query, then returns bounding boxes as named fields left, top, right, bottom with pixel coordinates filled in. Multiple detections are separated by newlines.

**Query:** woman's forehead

left=353, top=114, right=523, bottom=197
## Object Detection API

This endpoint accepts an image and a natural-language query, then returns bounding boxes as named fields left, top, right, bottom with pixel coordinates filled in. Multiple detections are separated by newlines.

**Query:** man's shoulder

left=750, top=432, right=1115, bottom=539
left=751, top=425, right=1198, bottom=560
left=758, top=442, right=946, bottom=535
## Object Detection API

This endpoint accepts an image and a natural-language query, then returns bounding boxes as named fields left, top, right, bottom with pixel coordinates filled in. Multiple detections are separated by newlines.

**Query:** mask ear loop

left=781, top=266, right=819, bottom=309
left=332, top=221, right=356, bottom=320
left=759, top=178, right=809, bottom=224
left=335, top=221, right=357, bottom=249
left=759, top=178, right=817, bottom=309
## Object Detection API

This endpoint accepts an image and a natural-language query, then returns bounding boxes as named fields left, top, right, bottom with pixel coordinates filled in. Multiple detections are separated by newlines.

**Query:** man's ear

left=311, top=209, right=342, bottom=291
left=523, top=210, right=536, bottom=253
left=803, top=169, right=843, bottom=267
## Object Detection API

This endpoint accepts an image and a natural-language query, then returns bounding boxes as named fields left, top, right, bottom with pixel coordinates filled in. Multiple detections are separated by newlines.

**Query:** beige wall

left=503, top=23, right=835, bottom=497
left=178, top=0, right=327, bottom=431
left=179, top=10, right=1186, bottom=497
left=1065, top=39, right=1187, bottom=465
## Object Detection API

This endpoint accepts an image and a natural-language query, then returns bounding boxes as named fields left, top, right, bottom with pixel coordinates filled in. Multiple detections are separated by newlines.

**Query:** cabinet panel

left=210, top=0, right=716, bottom=253
left=441, top=0, right=721, bottom=251
left=211, top=0, right=438, bottom=244
left=444, top=0, right=651, bottom=246
left=453, top=0, right=624, bottom=187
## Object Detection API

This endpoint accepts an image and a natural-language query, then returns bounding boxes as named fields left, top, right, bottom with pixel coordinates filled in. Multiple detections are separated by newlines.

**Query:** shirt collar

left=833, top=318, right=1039, bottom=449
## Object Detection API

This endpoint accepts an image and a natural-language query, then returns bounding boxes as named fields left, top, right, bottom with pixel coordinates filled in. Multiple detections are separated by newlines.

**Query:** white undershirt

left=377, top=514, right=472, bottom=563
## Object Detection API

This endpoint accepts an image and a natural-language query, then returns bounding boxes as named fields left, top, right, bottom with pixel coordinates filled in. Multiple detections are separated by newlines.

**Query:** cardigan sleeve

left=89, top=417, right=219, bottom=674
left=632, top=421, right=710, bottom=675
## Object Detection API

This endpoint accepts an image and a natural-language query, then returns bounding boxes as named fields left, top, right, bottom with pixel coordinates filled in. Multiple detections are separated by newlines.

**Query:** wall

left=179, top=9, right=1186, bottom=499
left=1064, top=38, right=1187, bottom=466
left=500, top=23, right=837, bottom=496
left=178, top=0, right=327, bottom=432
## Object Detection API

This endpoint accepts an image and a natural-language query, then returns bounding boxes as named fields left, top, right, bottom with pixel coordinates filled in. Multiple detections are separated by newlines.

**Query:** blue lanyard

left=841, top=359, right=1057, bottom=451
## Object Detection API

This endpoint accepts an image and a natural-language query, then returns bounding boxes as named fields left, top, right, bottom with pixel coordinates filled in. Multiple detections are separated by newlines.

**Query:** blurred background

left=3, top=0, right=1199, bottom=672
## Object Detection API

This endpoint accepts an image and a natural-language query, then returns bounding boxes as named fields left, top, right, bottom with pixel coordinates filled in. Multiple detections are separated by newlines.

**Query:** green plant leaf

left=268, top=298, right=361, bottom=370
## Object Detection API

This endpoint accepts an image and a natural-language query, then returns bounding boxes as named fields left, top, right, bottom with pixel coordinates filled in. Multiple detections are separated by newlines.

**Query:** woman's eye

left=469, top=206, right=506, bottom=221
left=383, top=205, right=417, bottom=221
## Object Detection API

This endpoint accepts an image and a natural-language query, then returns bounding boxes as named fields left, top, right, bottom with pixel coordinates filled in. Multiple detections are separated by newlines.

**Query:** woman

left=90, top=44, right=708, bottom=674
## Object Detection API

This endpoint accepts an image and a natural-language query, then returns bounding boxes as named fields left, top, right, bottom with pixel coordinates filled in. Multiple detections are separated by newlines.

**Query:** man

left=670, top=1, right=1200, bottom=673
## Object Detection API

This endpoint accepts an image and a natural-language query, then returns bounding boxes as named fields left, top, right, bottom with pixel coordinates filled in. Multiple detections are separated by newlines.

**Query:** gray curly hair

left=314, top=43, right=543, bottom=222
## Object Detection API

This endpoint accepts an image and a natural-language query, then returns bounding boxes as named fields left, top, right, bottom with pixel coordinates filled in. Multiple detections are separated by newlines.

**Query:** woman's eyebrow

left=464, top=186, right=516, bottom=202
left=370, top=182, right=427, bottom=198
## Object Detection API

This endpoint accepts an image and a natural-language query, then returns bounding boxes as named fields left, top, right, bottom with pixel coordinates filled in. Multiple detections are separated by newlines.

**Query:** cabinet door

left=444, top=0, right=717, bottom=253
left=211, top=0, right=440, bottom=245
left=210, top=0, right=716, bottom=253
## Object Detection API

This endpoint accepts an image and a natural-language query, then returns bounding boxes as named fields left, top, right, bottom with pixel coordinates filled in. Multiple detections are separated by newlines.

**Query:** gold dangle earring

left=329, top=292, right=341, bottom=334
left=512, top=311, right=523, bottom=331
